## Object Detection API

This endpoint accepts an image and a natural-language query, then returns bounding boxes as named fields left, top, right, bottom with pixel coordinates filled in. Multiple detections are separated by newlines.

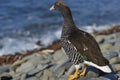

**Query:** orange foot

left=68, top=67, right=79, bottom=80
left=80, top=65, right=87, bottom=76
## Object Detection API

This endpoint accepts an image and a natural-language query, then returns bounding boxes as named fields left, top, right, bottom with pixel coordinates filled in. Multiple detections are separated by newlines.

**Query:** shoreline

left=0, top=25, right=119, bottom=65
left=0, top=25, right=119, bottom=80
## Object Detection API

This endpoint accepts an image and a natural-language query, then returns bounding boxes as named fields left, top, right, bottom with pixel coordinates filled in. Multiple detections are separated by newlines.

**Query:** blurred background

left=0, top=0, right=120, bottom=55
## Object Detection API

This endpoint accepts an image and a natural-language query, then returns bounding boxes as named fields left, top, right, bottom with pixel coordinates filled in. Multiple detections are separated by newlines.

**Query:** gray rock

left=90, top=77, right=110, bottom=80
left=95, top=35, right=105, bottom=43
left=103, top=52, right=118, bottom=59
left=0, top=75, right=12, bottom=80
left=23, top=53, right=42, bottom=60
left=76, top=71, right=98, bottom=80
left=110, top=57, right=120, bottom=64
left=53, top=49, right=68, bottom=64
left=112, top=64, right=120, bottom=72
left=0, top=73, right=11, bottom=77
left=110, top=42, right=120, bottom=52
left=35, top=71, right=43, bottom=78
left=55, top=66, right=65, bottom=78
left=66, top=65, right=75, bottom=76
left=27, top=65, right=43, bottom=76
left=43, top=69, right=54, bottom=80
left=16, top=62, right=35, bottom=73
left=26, top=77, right=39, bottom=80
left=10, top=59, right=27, bottom=71
left=12, top=72, right=22, bottom=80
left=0, top=65, right=10, bottom=73
left=100, top=43, right=113, bottom=53
left=20, top=73, right=27, bottom=80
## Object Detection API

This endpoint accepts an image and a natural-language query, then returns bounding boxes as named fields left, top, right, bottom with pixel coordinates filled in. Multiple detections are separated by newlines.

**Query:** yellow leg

left=79, top=65, right=87, bottom=76
left=68, top=67, right=79, bottom=80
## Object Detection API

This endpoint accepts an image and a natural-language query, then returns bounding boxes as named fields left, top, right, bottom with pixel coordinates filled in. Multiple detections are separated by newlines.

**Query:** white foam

left=0, top=37, right=40, bottom=55
left=40, top=28, right=62, bottom=45
left=80, top=23, right=118, bottom=33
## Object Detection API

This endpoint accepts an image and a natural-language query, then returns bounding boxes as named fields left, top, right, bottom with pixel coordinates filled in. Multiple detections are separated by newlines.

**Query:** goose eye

left=57, top=3, right=60, bottom=6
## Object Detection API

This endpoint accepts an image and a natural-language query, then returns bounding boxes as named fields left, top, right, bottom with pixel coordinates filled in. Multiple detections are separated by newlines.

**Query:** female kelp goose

left=50, top=1, right=112, bottom=80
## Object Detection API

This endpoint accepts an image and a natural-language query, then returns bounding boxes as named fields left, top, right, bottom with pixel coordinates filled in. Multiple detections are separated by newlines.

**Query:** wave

left=0, top=23, right=118, bottom=55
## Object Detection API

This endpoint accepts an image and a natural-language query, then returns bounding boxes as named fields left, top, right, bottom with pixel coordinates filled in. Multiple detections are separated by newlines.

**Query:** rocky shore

left=0, top=26, right=120, bottom=80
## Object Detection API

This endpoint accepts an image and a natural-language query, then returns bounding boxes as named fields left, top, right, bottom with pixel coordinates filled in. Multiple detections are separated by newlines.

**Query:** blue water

left=0, top=0, right=120, bottom=55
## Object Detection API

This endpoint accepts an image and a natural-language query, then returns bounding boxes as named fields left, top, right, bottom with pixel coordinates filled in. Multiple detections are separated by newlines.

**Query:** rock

left=66, top=65, right=75, bottom=76
left=27, top=64, right=43, bottom=76
left=95, top=35, right=105, bottom=43
left=110, top=57, right=120, bottom=64
left=110, top=42, right=120, bottom=52
left=35, top=71, right=43, bottom=78
left=21, top=73, right=27, bottom=80
left=0, top=73, right=11, bottom=77
left=23, top=53, right=42, bottom=61
left=103, top=52, right=118, bottom=59
left=90, top=77, right=110, bottom=80
left=86, top=71, right=99, bottom=78
left=16, top=62, right=35, bottom=73
left=1, top=76, right=12, bottom=80
left=12, top=72, right=22, bottom=80
left=76, top=71, right=98, bottom=80
left=41, top=49, right=54, bottom=54
left=10, top=59, right=27, bottom=71
left=55, top=66, right=65, bottom=78
left=100, top=43, right=113, bottom=53
left=112, top=64, right=120, bottom=72
left=0, top=65, right=10, bottom=73
left=53, top=49, right=68, bottom=64
left=43, top=69, right=54, bottom=80
left=26, top=77, right=39, bottom=80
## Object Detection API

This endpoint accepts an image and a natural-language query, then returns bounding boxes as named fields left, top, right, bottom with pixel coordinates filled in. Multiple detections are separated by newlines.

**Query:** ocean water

left=0, top=0, right=120, bottom=55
